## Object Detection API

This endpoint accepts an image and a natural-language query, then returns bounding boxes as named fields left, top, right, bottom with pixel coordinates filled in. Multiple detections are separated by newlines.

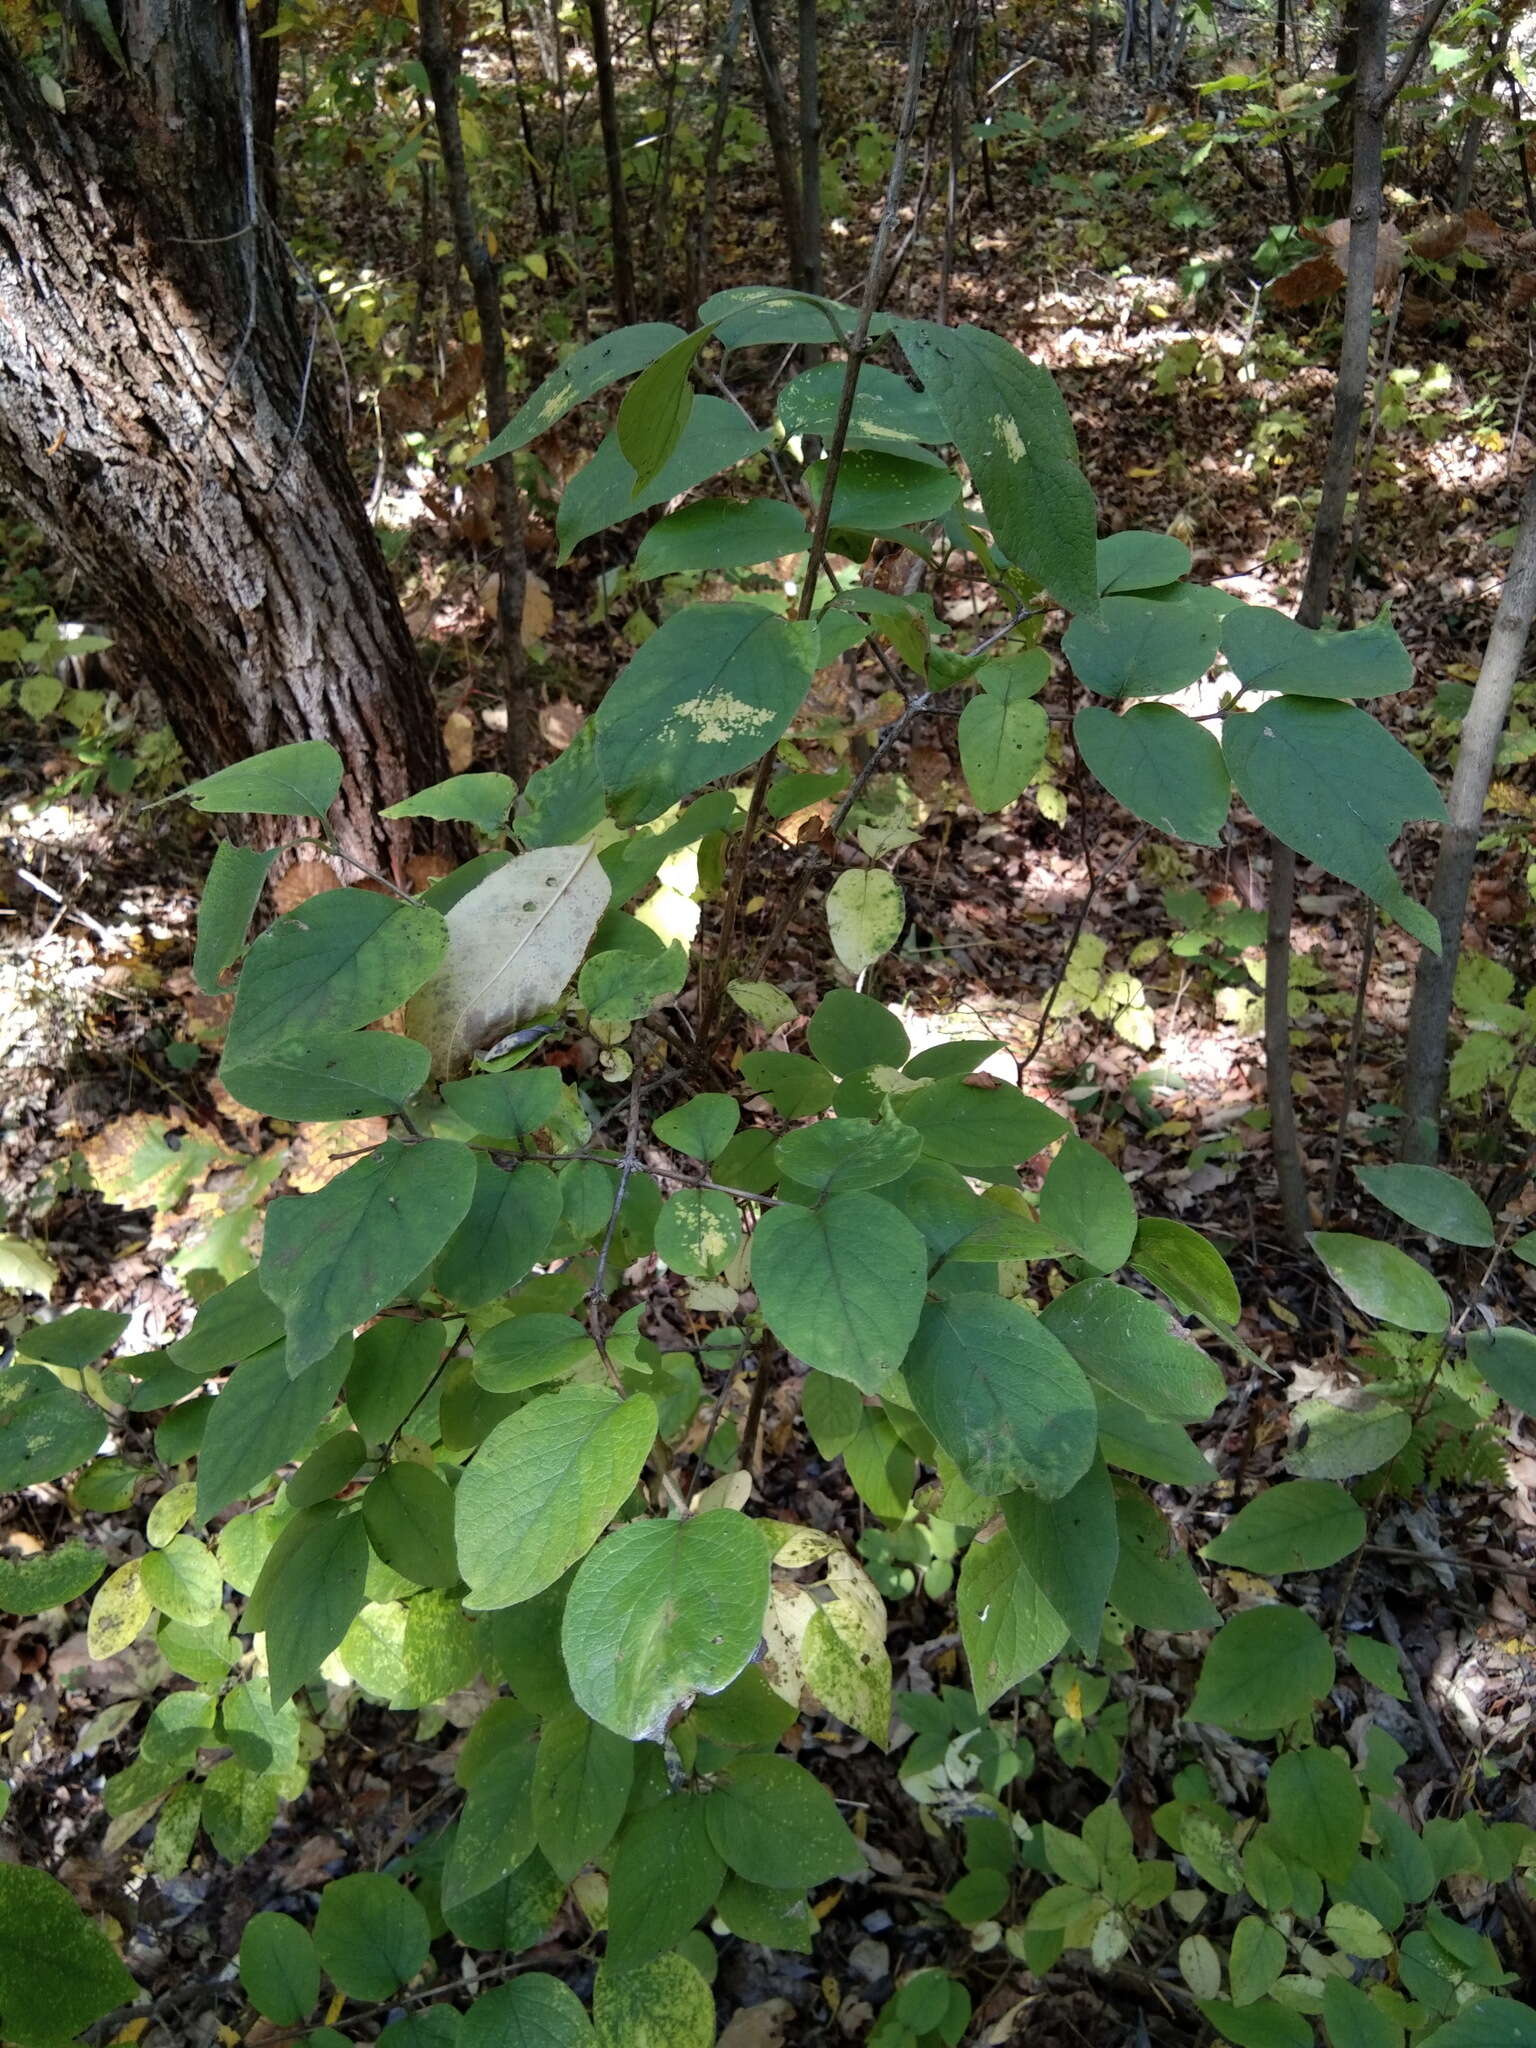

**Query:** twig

left=1375, top=0, right=1455, bottom=116
left=1375, top=1602, right=1459, bottom=1775
left=1321, top=899, right=1377, bottom=1220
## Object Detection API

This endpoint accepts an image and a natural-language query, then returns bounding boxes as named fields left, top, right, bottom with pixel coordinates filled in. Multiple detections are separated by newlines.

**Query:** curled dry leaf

left=1268, top=218, right=1404, bottom=306
left=403, top=841, right=608, bottom=1078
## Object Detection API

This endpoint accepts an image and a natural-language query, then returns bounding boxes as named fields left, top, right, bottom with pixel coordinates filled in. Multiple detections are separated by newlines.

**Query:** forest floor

left=3, top=54, right=1536, bottom=2048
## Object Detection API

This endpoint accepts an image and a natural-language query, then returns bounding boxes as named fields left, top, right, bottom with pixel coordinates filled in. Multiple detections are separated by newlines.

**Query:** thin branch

left=1375, top=0, right=1454, bottom=116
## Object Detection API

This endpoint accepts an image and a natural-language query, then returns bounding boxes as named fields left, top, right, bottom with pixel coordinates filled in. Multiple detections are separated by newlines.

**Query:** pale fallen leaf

left=718, top=2001, right=796, bottom=2047
left=284, top=1119, right=388, bottom=1193
left=443, top=708, right=476, bottom=773
left=403, top=841, right=608, bottom=1078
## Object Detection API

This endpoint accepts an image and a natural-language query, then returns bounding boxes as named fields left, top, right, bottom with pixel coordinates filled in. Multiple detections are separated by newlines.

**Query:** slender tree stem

left=697, top=6, right=932, bottom=1053
left=1264, top=0, right=1389, bottom=1250
left=418, top=0, right=535, bottom=779
left=1401, top=471, right=1536, bottom=1158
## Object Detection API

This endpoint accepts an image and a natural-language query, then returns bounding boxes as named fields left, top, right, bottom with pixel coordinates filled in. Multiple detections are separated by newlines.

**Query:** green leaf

left=806, top=987, right=909, bottom=1074
left=617, top=327, right=716, bottom=493
left=699, top=284, right=871, bottom=346
left=0, top=1863, right=138, bottom=2048
left=139, top=1535, right=223, bottom=1626
left=905, top=1294, right=1098, bottom=1498
left=562, top=1509, right=770, bottom=1740
left=1003, top=1456, right=1118, bottom=1656
left=896, top=318, right=1097, bottom=611
left=194, top=841, right=276, bottom=994
left=1287, top=1392, right=1411, bottom=1480
left=436, top=1157, right=562, bottom=1309
left=1309, top=1232, right=1450, bottom=1333
left=201, top=1758, right=278, bottom=1861
left=16, top=1307, right=128, bottom=1370
left=1266, top=1745, right=1363, bottom=1880
left=1191, top=1605, right=1335, bottom=1733
left=1223, top=699, right=1444, bottom=948
left=957, top=1526, right=1069, bottom=1711
left=1131, top=1218, right=1242, bottom=1324
left=1203, top=1480, right=1365, bottom=1576
left=1355, top=1164, right=1494, bottom=1247
left=221, top=1029, right=430, bottom=1121
left=382, top=773, right=516, bottom=834
left=1417, top=1998, right=1536, bottom=2047
left=579, top=942, right=687, bottom=1023
left=1466, top=1325, right=1536, bottom=1415
left=403, top=842, right=609, bottom=1080
left=1321, top=1976, right=1405, bottom=2048
left=183, top=741, right=342, bottom=818
left=805, top=447, right=961, bottom=530
left=362, top=1462, right=459, bottom=1588
left=778, top=360, right=946, bottom=447
left=606, top=1795, right=723, bottom=1972
left=444, top=1720, right=539, bottom=1912
left=1097, top=530, right=1192, bottom=593
left=802, top=1370, right=915, bottom=1519
left=774, top=1117, right=921, bottom=1194
left=462, top=1975, right=594, bottom=2046
left=0, top=1541, right=102, bottom=1615
left=738, top=1052, right=836, bottom=1121
left=1041, top=1278, right=1226, bottom=1422
left=825, top=867, right=904, bottom=974
left=312, top=1873, right=430, bottom=2001
left=704, top=1754, right=859, bottom=1887
left=471, top=1313, right=597, bottom=1394
left=653, top=1094, right=740, bottom=1163
left=246, top=1504, right=370, bottom=1700
left=632, top=496, right=808, bottom=579
left=225, top=889, right=446, bottom=1059
left=168, top=1270, right=284, bottom=1376
left=260, top=1140, right=476, bottom=1372
left=196, top=1337, right=350, bottom=1520
left=1343, top=1633, right=1407, bottom=1701
left=894, top=1077, right=1068, bottom=1181
left=457, top=1385, right=656, bottom=1610
left=0, top=1236, right=58, bottom=1298
left=1196, top=1996, right=1313, bottom=2048
left=1039, top=1137, right=1136, bottom=1272
left=533, top=1705, right=635, bottom=1881
left=1221, top=604, right=1413, bottom=699
left=716, top=1876, right=815, bottom=1953
left=1074, top=703, right=1230, bottom=846
left=442, top=1065, right=566, bottom=1143
left=594, top=603, right=818, bottom=826
left=1064, top=593, right=1221, bottom=698
left=1109, top=1481, right=1219, bottom=1630
left=654, top=1189, right=740, bottom=1277
left=443, top=1847, right=563, bottom=1954
left=1229, top=1915, right=1286, bottom=2006
left=960, top=665, right=1048, bottom=812
left=338, top=1589, right=478, bottom=1708
left=239, top=1912, right=320, bottom=2026
left=557, top=397, right=773, bottom=561
left=483, top=323, right=687, bottom=458
left=0, top=1366, right=105, bottom=1493
left=592, top=1952, right=716, bottom=2048
left=751, top=1192, right=927, bottom=1393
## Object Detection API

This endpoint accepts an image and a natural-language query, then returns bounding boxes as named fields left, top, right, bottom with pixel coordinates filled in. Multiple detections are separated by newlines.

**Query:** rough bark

left=1401, top=473, right=1536, bottom=1160
left=0, top=10, right=448, bottom=873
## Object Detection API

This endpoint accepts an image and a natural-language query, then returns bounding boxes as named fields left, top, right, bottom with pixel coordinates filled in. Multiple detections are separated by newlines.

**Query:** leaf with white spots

left=595, top=603, right=818, bottom=825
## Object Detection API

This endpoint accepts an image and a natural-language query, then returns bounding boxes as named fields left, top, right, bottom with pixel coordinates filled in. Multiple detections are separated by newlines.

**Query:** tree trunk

left=797, top=0, right=822, bottom=296
left=0, top=10, right=447, bottom=874
left=419, top=0, right=537, bottom=783
left=748, top=0, right=807, bottom=289
left=1263, top=0, right=1388, bottom=1249
left=1400, top=473, right=1536, bottom=1160
left=589, top=0, right=639, bottom=324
